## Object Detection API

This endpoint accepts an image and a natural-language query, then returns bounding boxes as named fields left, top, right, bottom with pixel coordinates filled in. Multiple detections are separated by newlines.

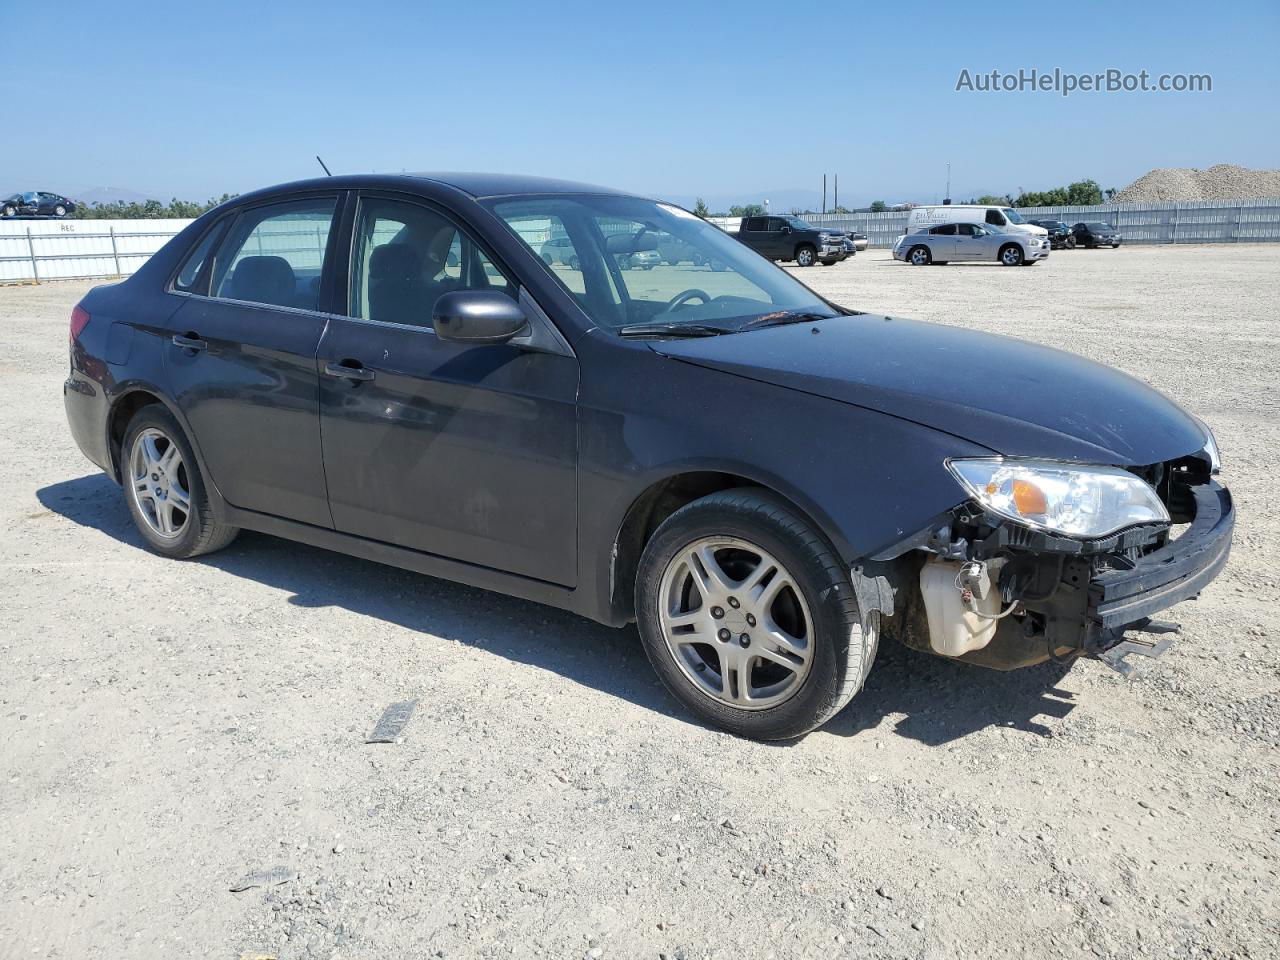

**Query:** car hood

left=651, top=314, right=1207, bottom=465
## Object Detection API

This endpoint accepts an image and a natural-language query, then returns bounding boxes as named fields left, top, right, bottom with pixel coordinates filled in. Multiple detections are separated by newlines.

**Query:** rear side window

left=172, top=221, right=226, bottom=294
left=931, top=224, right=957, bottom=235
left=743, top=218, right=765, bottom=231
left=985, top=209, right=1006, bottom=226
left=209, top=198, right=337, bottom=311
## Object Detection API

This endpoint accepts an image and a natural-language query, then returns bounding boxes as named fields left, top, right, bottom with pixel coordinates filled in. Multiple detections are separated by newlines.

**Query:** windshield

left=1086, top=222, right=1114, bottom=231
left=1001, top=207, right=1027, bottom=224
left=786, top=217, right=814, bottom=230
left=485, top=195, right=839, bottom=332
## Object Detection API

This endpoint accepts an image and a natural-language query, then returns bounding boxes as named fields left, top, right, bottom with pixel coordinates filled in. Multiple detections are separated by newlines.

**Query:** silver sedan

left=893, top=223, right=1051, bottom=266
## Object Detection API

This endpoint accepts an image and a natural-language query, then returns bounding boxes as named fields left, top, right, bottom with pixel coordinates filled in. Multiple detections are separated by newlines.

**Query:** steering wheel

left=667, top=288, right=712, bottom=311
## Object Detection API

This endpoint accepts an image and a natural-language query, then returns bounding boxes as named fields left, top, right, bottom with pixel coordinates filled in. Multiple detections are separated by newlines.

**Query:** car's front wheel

left=1000, top=244, right=1024, bottom=266
left=908, top=245, right=931, bottom=266
left=635, top=489, right=877, bottom=740
left=122, top=405, right=239, bottom=559
left=1, top=205, right=15, bottom=218
left=794, top=244, right=816, bottom=267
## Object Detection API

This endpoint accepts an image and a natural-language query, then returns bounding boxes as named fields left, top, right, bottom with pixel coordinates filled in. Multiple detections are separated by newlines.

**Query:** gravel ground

left=1, top=245, right=1277, bottom=960
left=1114, top=164, right=1280, bottom=203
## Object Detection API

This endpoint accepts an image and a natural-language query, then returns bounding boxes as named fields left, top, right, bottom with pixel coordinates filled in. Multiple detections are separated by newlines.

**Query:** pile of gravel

left=1115, top=164, right=1280, bottom=203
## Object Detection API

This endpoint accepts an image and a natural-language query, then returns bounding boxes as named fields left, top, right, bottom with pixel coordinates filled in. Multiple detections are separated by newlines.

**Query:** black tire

left=54, top=205, right=67, bottom=217
left=1022, top=260, right=1039, bottom=266
left=907, top=245, right=931, bottom=266
left=1065, top=236, right=1076, bottom=250
left=568, top=255, right=580, bottom=271
left=794, top=244, right=816, bottom=267
left=540, top=253, right=553, bottom=266
left=634, top=489, right=877, bottom=740
left=1112, top=243, right=1120, bottom=249
left=999, top=244, right=1024, bottom=266
left=121, top=405, right=239, bottom=559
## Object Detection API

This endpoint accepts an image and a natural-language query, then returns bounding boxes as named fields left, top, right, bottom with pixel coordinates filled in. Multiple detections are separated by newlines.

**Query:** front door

left=165, top=195, right=340, bottom=528
left=953, top=223, right=983, bottom=261
left=316, top=194, right=579, bottom=586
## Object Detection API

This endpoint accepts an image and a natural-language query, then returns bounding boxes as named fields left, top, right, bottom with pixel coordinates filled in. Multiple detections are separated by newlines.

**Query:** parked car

left=732, top=215, right=846, bottom=266
left=1072, top=221, right=1123, bottom=248
left=1, top=191, right=78, bottom=218
left=656, top=236, right=706, bottom=266
left=907, top=205, right=1047, bottom=240
left=63, top=173, right=1232, bottom=741
left=838, top=235, right=858, bottom=257
left=619, top=249, right=662, bottom=270
left=539, top=236, right=579, bottom=268
left=892, top=222, right=1051, bottom=266
left=847, top=231, right=869, bottom=252
left=1028, top=219, right=1075, bottom=249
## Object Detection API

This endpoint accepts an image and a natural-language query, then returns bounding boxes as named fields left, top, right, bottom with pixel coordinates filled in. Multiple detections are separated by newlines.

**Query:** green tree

left=80, top=193, right=239, bottom=220
left=869, top=200, right=887, bottom=213
left=1013, top=180, right=1103, bottom=208
left=976, top=194, right=1010, bottom=205
left=728, top=203, right=766, bottom=218
left=692, top=197, right=709, bottom=218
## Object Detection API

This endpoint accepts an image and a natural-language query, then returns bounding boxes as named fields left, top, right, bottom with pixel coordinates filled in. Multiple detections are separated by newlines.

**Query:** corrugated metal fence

left=4, top=197, right=1280, bottom=284
left=0, top=218, right=190, bottom=283
left=711, top=197, right=1280, bottom=249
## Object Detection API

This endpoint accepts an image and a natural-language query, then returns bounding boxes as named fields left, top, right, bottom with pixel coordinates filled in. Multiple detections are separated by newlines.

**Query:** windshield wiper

left=738, top=310, right=835, bottom=331
left=617, top=322, right=730, bottom=339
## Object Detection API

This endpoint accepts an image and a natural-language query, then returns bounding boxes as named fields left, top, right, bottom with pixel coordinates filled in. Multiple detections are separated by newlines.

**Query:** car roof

left=234, top=172, right=642, bottom=204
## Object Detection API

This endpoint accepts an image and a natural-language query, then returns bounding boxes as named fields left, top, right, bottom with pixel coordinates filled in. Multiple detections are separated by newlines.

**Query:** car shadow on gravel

left=40, top=471, right=1078, bottom=747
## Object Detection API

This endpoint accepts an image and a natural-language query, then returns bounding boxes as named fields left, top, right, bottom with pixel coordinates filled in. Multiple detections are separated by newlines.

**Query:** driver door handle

left=323, top=360, right=375, bottom=382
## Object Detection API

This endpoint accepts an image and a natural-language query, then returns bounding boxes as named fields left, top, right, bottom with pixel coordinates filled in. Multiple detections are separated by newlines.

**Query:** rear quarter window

left=172, top=221, right=227, bottom=294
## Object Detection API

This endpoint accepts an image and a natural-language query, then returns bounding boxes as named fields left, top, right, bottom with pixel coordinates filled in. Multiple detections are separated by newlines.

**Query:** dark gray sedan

left=63, top=173, right=1230, bottom=740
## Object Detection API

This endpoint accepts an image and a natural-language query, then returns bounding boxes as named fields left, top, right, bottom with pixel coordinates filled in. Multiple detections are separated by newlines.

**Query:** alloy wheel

left=910, top=247, right=929, bottom=265
left=128, top=428, right=192, bottom=539
left=658, top=536, right=813, bottom=710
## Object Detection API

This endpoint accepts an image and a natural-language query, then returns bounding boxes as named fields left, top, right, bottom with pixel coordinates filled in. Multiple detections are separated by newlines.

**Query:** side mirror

left=780, top=225, right=792, bottom=235
left=433, top=290, right=528, bottom=345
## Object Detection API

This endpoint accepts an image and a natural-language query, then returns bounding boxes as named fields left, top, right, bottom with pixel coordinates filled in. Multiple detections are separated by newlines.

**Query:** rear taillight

left=70, top=305, right=91, bottom=342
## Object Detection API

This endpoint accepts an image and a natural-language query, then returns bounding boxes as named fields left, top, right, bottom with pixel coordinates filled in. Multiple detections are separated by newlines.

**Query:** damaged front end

left=858, top=451, right=1234, bottom=674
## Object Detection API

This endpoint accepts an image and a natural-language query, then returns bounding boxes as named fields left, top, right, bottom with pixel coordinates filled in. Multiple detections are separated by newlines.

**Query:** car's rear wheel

left=794, top=244, right=816, bottom=267
left=635, top=489, right=877, bottom=740
left=1000, top=244, right=1024, bottom=266
left=908, top=245, right=931, bottom=266
left=54, top=204, right=67, bottom=217
left=1, top=205, right=15, bottom=218
left=122, top=405, right=238, bottom=559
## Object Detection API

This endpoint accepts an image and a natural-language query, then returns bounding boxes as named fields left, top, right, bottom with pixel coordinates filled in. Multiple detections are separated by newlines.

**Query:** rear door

left=316, top=192, right=579, bottom=585
left=929, top=223, right=958, bottom=259
left=165, top=194, right=341, bottom=527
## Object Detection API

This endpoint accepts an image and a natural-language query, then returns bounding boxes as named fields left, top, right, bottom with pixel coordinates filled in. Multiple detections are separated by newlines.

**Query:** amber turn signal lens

left=1011, top=479, right=1048, bottom=516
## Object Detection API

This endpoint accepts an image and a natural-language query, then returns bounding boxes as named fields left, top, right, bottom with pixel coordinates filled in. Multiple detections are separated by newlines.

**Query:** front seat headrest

left=370, top=243, right=422, bottom=281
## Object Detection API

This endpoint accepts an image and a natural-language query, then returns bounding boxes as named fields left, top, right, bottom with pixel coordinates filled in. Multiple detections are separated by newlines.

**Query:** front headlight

left=947, top=458, right=1170, bottom=539
left=1198, top=423, right=1221, bottom=474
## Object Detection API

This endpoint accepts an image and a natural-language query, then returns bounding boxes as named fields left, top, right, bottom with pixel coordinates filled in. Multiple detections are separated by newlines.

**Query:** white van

left=906, top=205, right=1047, bottom=237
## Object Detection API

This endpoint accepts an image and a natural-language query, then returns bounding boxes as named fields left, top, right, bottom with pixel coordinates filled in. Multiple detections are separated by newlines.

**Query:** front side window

left=956, top=223, right=977, bottom=236
left=931, top=224, right=957, bottom=235
left=349, top=196, right=514, bottom=327
left=487, top=195, right=840, bottom=332
left=985, top=209, right=1006, bottom=226
left=209, top=198, right=337, bottom=311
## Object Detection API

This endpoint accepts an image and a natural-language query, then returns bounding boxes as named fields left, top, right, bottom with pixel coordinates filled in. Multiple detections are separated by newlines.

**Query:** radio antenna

left=316, top=155, right=333, bottom=177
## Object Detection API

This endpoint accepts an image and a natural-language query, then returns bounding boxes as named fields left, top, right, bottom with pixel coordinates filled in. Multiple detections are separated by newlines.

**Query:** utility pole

left=944, top=162, right=952, bottom=205
left=822, top=175, right=827, bottom=215
left=834, top=174, right=838, bottom=213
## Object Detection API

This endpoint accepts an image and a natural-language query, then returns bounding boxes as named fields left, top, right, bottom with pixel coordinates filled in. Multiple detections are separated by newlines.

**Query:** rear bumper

left=1087, top=480, right=1233, bottom=635
left=64, top=373, right=113, bottom=475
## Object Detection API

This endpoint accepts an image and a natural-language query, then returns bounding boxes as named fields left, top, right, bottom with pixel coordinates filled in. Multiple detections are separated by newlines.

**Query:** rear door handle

left=323, top=360, right=375, bottom=382
left=172, top=333, right=207, bottom=351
